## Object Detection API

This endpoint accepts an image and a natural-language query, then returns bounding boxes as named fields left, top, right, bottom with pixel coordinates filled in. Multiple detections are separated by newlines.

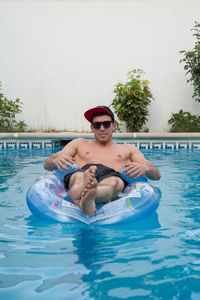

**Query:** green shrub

left=180, top=21, right=200, bottom=103
left=168, top=109, right=200, bottom=132
left=111, top=69, right=153, bottom=132
left=168, top=22, right=200, bottom=133
left=0, top=82, right=27, bottom=132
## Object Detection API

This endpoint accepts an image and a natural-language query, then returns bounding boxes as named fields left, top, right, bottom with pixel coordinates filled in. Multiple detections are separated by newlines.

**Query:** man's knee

left=69, top=172, right=84, bottom=188
left=99, top=176, right=124, bottom=192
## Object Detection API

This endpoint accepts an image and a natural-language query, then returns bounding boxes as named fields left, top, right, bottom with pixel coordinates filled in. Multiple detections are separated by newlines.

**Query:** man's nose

left=99, top=124, right=105, bottom=130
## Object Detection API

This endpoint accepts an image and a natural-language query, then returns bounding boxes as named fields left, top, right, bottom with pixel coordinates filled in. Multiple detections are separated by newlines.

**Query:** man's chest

left=76, top=144, right=130, bottom=162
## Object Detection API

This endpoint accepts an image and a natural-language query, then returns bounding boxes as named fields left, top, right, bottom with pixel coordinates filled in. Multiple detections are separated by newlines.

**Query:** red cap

left=84, top=106, right=114, bottom=123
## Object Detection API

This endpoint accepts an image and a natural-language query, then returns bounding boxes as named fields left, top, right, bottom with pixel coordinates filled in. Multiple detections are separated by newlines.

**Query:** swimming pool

left=0, top=148, right=200, bottom=299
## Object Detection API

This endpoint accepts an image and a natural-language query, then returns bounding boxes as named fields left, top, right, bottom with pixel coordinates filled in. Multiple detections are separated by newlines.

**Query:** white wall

left=0, top=0, right=199, bottom=132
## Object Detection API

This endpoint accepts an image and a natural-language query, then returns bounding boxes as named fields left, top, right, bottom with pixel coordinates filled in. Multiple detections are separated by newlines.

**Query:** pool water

left=0, top=148, right=200, bottom=300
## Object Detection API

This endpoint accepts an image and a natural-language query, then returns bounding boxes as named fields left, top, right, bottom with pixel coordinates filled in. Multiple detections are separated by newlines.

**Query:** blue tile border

left=19, top=142, right=30, bottom=149
left=6, top=142, right=17, bottom=150
left=0, top=140, right=58, bottom=150
left=0, top=139, right=200, bottom=150
left=113, top=139, right=200, bottom=150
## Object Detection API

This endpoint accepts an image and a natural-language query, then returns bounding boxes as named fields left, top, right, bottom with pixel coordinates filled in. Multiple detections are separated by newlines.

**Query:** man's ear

left=90, top=123, right=94, bottom=132
left=112, top=122, right=117, bottom=131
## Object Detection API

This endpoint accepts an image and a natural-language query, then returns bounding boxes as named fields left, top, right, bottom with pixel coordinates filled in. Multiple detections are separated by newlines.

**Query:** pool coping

left=0, top=132, right=200, bottom=139
left=1, top=132, right=200, bottom=150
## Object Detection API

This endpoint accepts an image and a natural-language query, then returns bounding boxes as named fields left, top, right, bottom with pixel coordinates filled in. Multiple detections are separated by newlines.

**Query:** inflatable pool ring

left=26, top=163, right=161, bottom=225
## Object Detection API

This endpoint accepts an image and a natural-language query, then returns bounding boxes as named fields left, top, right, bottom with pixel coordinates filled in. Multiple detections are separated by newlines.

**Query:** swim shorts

left=64, top=163, right=128, bottom=189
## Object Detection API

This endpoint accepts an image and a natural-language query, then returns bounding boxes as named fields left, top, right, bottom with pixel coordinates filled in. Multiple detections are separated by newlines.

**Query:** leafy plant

left=180, top=21, right=200, bottom=102
left=0, top=82, right=27, bottom=132
left=168, top=109, right=200, bottom=132
left=111, top=69, right=153, bottom=132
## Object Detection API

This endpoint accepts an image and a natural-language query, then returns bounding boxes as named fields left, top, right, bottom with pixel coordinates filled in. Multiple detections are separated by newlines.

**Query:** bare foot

left=69, top=166, right=97, bottom=204
left=80, top=166, right=98, bottom=215
left=82, top=166, right=97, bottom=191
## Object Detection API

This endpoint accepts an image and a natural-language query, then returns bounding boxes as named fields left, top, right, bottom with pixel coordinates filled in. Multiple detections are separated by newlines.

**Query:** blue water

left=0, top=148, right=200, bottom=300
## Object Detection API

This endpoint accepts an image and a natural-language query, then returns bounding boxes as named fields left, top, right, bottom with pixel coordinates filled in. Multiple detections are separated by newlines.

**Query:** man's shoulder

left=118, top=143, right=137, bottom=150
left=119, top=143, right=140, bottom=155
left=71, top=138, right=91, bottom=146
left=63, top=138, right=86, bottom=148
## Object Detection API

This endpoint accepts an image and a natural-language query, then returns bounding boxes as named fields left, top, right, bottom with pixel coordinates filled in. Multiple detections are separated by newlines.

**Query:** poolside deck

left=0, top=132, right=200, bottom=139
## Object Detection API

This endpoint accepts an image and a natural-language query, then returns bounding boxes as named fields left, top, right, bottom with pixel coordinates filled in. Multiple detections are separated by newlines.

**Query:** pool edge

left=0, top=132, right=200, bottom=139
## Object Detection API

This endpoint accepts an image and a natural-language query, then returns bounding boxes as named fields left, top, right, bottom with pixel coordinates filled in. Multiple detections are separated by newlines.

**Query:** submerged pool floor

left=0, top=148, right=200, bottom=300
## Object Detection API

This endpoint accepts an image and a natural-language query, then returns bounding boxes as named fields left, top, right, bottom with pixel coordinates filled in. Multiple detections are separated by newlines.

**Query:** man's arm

left=124, top=145, right=161, bottom=180
left=44, top=139, right=79, bottom=171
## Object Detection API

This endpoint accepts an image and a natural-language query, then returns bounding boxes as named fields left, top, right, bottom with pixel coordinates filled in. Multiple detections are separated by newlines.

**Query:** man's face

left=91, top=115, right=116, bottom=143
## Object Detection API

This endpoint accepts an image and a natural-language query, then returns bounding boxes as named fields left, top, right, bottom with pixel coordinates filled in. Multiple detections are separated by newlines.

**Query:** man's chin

left=97, top=135, right=108, bottom=141
left=99, top=134, right=108, bottom=138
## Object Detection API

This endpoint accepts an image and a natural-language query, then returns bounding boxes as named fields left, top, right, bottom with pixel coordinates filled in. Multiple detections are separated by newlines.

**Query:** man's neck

left=94, top=139, right=114, bottom=147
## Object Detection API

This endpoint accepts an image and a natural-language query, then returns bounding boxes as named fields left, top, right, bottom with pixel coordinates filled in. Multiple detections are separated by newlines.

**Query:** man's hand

left=52, top=155, right=75, bottom=172
left=123, top=162, right=149, bottom=179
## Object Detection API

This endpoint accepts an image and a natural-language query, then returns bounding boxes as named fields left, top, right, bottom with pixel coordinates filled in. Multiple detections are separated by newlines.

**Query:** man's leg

left=95, top=176, right=125, bottom=204
left=68, top=168, right=125, bottom=214
left=69, top=166, right=98, bottom=215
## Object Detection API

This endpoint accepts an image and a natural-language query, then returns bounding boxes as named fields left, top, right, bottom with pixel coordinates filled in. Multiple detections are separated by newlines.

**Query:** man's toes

left=90, top=178, right=98, bottom=188
left=89, top=166, right=97, bottom=175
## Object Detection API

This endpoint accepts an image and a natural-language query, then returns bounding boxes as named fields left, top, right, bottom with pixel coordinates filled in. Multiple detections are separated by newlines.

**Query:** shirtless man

left=44, top=106, right=161, bottom=215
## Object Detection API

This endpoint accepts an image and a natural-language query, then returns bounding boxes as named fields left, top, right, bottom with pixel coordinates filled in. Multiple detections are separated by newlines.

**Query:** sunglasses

left=92, top=121, right=113, bottom=129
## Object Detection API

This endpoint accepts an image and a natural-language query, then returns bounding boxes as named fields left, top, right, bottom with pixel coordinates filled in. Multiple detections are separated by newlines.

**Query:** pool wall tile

left=152, top=142, right=163, bottom=149
left=164, top=142, right=177, bottom=149
left=19, top=142, right=30, bottom=149
left=139, top=142, right=151, bottom=149
left=191, top=142, right=200, bottom=149
left=114, top=140, right=200, bottom=150
left=0, top=140, right=57, bottom=150
left=6, top=142, right=17, bottom=149
left=31, top=142, right=43, bottom=149
left=0, top=137, right=200, bottom=150
left=0, top=142, right=4, bottom=150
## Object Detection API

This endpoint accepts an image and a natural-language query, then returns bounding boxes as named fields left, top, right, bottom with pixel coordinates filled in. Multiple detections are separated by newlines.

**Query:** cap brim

left=84, top=107, right=113, bottom=122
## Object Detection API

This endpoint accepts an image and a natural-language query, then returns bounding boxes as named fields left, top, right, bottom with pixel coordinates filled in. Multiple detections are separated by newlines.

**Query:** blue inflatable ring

left=26, top=164, right=161, bottom=225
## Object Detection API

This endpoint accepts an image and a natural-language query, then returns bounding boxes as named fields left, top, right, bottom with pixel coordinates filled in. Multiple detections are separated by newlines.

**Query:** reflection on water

left=22, top=212, right=161, bottom=299
left=0, top=150, right=51, bottom=194
left=0, top=149, right=200, bottom=299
